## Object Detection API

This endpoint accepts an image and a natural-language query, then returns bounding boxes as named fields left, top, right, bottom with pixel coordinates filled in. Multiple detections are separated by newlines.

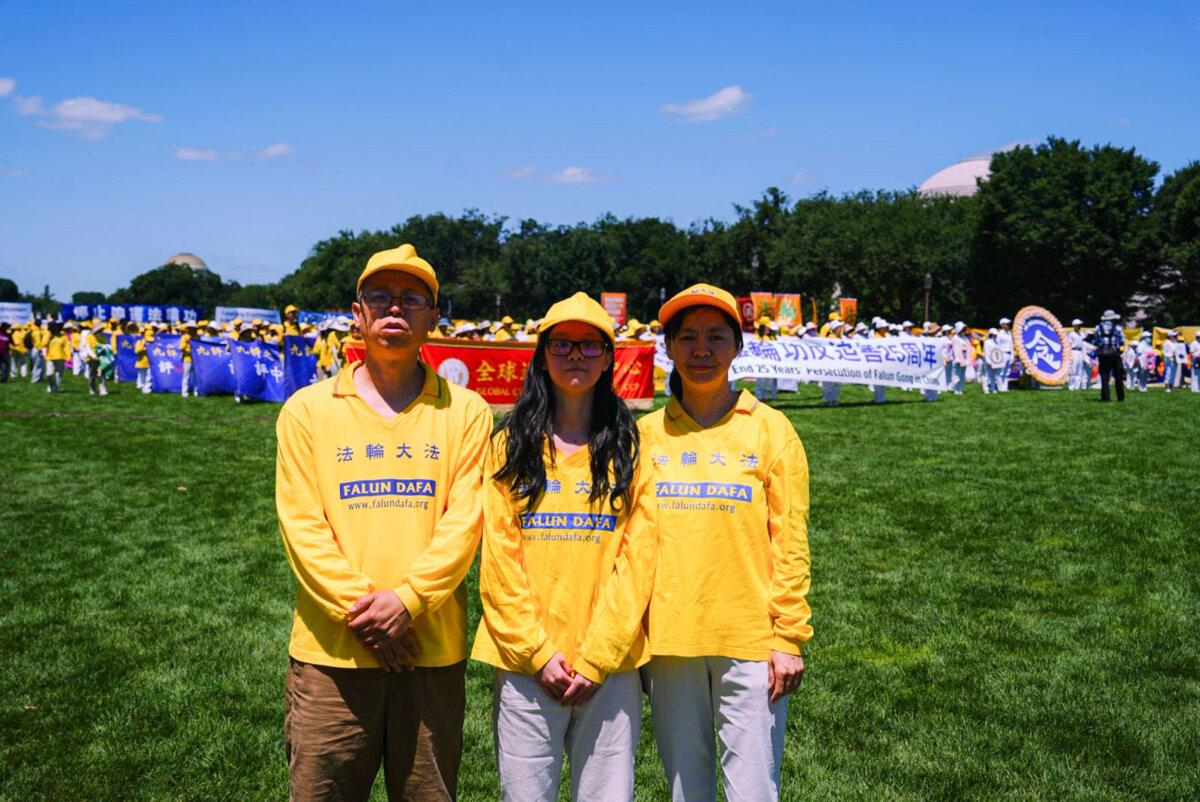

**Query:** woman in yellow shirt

left=44, top=323, right=72, bottom=393
left=473, top=292, right=656, bottom=802
left=639, top=284, right=812, bottom=802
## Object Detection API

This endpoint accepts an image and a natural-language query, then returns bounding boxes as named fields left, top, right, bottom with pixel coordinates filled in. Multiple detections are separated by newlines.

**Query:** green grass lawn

left=1, top=373, right=1198, bottom=801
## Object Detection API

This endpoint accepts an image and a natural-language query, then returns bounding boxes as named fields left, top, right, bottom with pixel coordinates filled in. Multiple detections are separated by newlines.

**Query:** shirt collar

left=332, top=359, right=442, bottom=402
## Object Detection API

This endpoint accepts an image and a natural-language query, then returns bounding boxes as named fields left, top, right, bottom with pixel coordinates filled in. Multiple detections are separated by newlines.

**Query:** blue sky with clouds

left=2, top=0, right=1198, bottom=298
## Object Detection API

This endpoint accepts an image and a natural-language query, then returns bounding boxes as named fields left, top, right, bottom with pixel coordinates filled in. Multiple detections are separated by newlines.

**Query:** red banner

left=418, top=340, right=655, bottom=409
left=600, top=292, right=627, bottom=326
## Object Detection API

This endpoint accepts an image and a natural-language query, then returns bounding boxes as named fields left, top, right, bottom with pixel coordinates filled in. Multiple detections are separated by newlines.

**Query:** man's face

left=352, top=271, right=438, bottom=352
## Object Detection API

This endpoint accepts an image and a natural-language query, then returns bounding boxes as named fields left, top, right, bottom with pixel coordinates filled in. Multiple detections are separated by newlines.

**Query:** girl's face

left=666, top=307, right=740, bottom=393
left=542, top=321, right=612, bottom=397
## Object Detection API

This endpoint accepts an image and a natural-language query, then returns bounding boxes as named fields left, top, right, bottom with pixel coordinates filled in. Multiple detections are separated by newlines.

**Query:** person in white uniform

left=1067, top=319, right=1090, bottom=391
left=982, top=328, right=1003, bottom=394
left=1162, top=331, right=1181, bottom=392
left=995, top=318, right=1014, bottom=391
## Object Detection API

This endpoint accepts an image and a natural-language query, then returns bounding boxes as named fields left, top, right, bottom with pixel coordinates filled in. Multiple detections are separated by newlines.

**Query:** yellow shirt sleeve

left=576, top=470, right=658, bottom=682
left=276, top=405, right=375, bottom=621
left=765, top=434, right=813, bottom=654
left=476, top=442, right=559, bottom=675
left=393, top=399, right=491, bottom=620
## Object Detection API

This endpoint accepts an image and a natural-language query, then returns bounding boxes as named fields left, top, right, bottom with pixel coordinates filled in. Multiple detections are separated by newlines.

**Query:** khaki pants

left=285, top=658, right=466, bottom=802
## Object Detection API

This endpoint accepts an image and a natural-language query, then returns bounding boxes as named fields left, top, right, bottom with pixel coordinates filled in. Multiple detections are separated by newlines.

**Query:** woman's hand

left=767, top=650, right=805, bottom=703
left=536, top=652, right=575, bottom=703
left=561, top=672, right=600, bottom=707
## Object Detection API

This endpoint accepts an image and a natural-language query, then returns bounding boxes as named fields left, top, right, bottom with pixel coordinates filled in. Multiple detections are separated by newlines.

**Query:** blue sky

left=2, top=1, right=1198, bottom=298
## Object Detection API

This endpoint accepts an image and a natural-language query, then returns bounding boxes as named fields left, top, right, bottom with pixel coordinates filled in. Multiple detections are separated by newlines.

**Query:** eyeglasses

left=358, top=291, right=433, bottom=312
left=546, top=338, right=607, bottom=358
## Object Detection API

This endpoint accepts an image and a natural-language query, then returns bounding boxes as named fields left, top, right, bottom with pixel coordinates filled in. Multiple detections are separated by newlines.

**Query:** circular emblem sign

left=1013, top=305, right=1071, bottom=385
left=436, top=357, right=471, bottom=387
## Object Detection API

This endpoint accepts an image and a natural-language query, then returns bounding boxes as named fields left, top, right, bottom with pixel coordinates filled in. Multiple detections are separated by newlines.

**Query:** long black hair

left=493, top=333, right=639, bottom=513
left=665, top=306, right=745, bottom=400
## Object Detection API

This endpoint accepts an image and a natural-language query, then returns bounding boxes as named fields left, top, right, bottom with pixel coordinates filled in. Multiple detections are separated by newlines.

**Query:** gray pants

left=29, top=349, right=44, bottom=383
left=493, top=669, right=640, bottom=802
left=644, top=656, right=789, bottom=802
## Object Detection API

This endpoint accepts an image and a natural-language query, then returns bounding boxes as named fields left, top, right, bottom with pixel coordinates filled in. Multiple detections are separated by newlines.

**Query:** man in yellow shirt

left=45, top=322, right=72, bottom=393
left=276, top=243, right=491, bottom=800
left=29, top=320, right=50, bottom=384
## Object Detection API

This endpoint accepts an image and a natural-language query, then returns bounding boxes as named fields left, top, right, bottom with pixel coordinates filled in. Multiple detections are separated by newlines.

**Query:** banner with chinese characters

left=192, top=339, right=236, bottom=396
left=115, top=334, right=138, bottom=383
left=418, top=341, right=656, bottom=409
left=283, top=335, right=319, bottom=397
left=60, top=303, right=202, bottom=324
left=233, top=341, right=287, bottom=402
left=148, top=334, right=184, bottom=393
left=654, top=335, right=950, bottom=390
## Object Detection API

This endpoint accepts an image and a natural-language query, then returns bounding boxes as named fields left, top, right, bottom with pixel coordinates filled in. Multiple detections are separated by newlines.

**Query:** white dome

left=165, top=252, right=209, bottom=271
left=918, top=156, right=991, bottom=197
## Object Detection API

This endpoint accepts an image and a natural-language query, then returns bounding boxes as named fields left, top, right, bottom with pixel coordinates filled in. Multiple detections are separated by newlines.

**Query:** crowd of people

left=1, top=300, right=1196, bottom=404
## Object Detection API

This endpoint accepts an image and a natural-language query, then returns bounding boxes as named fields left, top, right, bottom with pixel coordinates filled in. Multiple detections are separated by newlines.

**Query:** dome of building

left=918, top=156, right=991, bottom=197
left=165, top=252, right=209, bottom=271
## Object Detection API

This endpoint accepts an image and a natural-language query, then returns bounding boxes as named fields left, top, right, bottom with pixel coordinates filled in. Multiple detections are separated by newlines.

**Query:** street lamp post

left=924, top=273, right=933, bottom=322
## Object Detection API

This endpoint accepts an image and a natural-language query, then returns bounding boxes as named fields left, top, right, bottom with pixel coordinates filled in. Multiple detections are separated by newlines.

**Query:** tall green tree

left=0, top=277, right=19, bottom=302
left=110, top=263, right=229, bottom=310
left=1148, top=161, right=1200, bottom=323
left=969, top=137, right=1159, bottom=322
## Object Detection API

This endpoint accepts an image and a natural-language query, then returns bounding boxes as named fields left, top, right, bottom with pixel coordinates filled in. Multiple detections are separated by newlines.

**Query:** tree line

left=5, top=137, right=1198, bottom=325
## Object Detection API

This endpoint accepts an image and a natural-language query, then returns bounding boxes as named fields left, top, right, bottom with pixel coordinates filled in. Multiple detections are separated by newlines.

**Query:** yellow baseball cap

left=357, top=243, right=439, bottom=301
left=538, top=292, right=615, bottom=347
left=284, top=304, right=299, bottom=315
left=658, top=283, right=739, bottom=327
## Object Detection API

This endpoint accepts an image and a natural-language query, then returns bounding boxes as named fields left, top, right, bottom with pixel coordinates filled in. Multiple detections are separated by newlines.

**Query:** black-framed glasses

left=359, top=291, right=433, bottom=312
left=546, top=338, right=606, bottom=358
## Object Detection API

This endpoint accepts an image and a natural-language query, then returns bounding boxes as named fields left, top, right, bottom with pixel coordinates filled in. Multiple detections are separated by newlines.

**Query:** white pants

left=1191, top=361, right=1199, bottom=392
left=86, top=361, right=107, bottom=395
left=181, top=362, right=194, bottom=396
left=644, top=656, right=788, bottom=802
left=30, top=349, right=44, bottom=383
left=136, top=367, right=152, bottom=392
left=493, top=669, right=641, bottom=802
left=998, top=355, right=1012, bottom=391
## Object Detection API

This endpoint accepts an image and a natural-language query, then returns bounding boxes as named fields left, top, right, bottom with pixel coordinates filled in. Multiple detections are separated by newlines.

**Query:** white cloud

left=0, top=77, right=15, bottom=97
left=547, top=166, right=613, bottom=184
left=33, top=96, right=163, bottom=139
left=661, top=85, right=750, bottom=123
left=175, top=147, right=220, bottom=161
left=14, top=95, right=45, bottom=115
left=505, top=165, right=536, bottom=179
left=257, top=142, right=293, bottom=159
left=791, top=170, right=812, bottom=185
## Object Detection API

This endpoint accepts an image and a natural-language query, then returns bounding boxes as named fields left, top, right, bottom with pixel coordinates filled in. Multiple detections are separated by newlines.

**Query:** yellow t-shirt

left=638, top=390, right=812, bottom=659
left=10, top=328, right=28, bottom=354
left=180, top=333, right=192, bottom=363
left=134, top=338, right=151, bottom=369
left=46, top=334, right=71, bottom=361
left=471, top=435, right=657, bottom=683
left=284, top=322, right=301, bottom=336
left=33, top=328, right=50, bottom=350
left=276, top=361, right=492, bottom=669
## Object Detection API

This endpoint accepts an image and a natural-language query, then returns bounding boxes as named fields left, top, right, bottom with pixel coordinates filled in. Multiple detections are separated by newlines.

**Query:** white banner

left=0, top=302, right=34, bottom=325
left=654, top=334, right=950, bottom=390
left=214, top=306, right=281, bottom=324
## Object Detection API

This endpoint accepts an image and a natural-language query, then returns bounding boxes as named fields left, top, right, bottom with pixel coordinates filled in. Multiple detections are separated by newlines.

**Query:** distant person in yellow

left=472, top=292, right=656, bottom=802
left=276, top=244, right=491, bottom=801
left=45, top=322, right=71, bottom=393
left=132, top=324, right=153, bottom=394
left=180, top=322, right=197, bottom=397
left=283, top=304, right=301, bottom=336
left=29, top=320, right=49, bottom=383
left=639, top=284, right=811, bottom=802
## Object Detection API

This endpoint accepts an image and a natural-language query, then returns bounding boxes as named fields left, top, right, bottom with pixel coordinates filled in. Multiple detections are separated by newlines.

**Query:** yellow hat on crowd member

left=184, top=321, right=198, bottom=330
left=757, top=315, right=772, bottom=327
left=252, top=318, right=264, bottom=327
left=538, top=292, right=616, bottom=347
left=828, top=311, right=841, bottom=321
left=658, top=283, right=740, bottom=327
left=357, top=243, right=439, bottom=301
left=231, top=318, right=243, bottom=327
left=284, top=304, right=299, bottom=315
left=500, top=315, right=514, bottom=325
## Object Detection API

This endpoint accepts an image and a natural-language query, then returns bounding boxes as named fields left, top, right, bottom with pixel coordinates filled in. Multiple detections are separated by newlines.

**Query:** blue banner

left=233, top=341, right=287, bottom=402
left=115, top=334, right=138, bottom=383
left=192, top=339, right=235, bottom=396
left=148, top=334, right=184, bottom=393
left=0, top=302, right=34, bottom=325
left=60, top=303, right=203, bottom=323
left=283, top=335, right=319, bottom=398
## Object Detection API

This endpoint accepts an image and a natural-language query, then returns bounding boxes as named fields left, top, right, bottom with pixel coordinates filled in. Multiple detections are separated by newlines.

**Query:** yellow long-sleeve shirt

left=276, top=361, right=492, bottom=669
left=179, top=333, right=192, bottom=363
left=32, top=327, right=50, bottom=350
left=638, top=390, right=812, bottom=659
left=46, top=334, right=71, bottom=361
left=471, top=436, right=657, bottom=683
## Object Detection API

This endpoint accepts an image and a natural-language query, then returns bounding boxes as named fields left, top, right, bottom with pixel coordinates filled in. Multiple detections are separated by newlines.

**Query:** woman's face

left=666, top=306, right=740, bottom=392
left=542, top=321, right=613, bottom=397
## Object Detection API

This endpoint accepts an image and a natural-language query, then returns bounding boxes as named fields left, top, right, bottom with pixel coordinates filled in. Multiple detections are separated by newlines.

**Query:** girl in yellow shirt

left=44, top=323, right=71, bottom=393
left=473, top=292, right=656, bottom=802
left=639, top=284, right=812, bottom=802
